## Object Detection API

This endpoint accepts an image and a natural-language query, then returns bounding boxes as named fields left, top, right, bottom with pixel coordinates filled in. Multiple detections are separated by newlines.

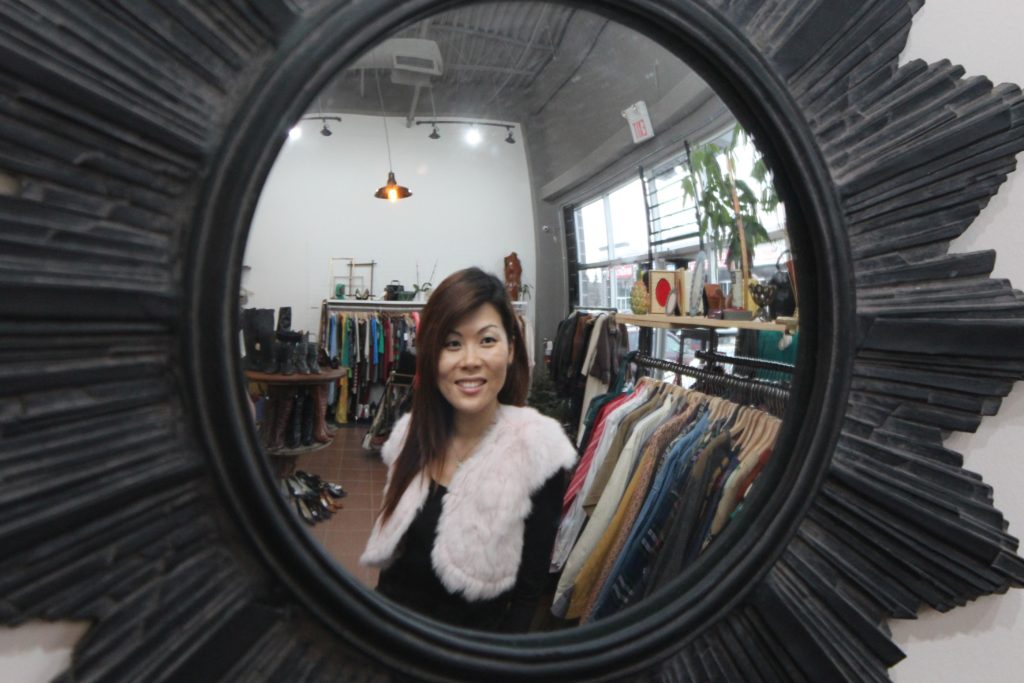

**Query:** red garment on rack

left=561, top=391, right=633, bottom=515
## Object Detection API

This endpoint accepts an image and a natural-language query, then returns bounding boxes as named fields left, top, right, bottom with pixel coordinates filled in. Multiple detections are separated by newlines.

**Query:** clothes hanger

left=737, top=410, right=770, bottom=460
left=730, top=406, right=759, bottom=449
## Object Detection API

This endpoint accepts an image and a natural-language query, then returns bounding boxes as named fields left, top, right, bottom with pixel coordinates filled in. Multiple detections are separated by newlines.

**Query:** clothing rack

left=627, top=351, right=790, bottom=417
left=325, top=298, right=528, bottom=311
left=319, top=302, right=418, bottom=425
left=364, top=370, right=416, bottom=450
left=325, top=298, right=425, bottom=310
left=695, top=349, right=795, bottom=374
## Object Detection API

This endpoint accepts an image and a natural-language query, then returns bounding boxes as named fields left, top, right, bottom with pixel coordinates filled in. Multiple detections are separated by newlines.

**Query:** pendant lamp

left=374, top=171, right=412, bottom=201
left=373, top=68, right=411, bottom=202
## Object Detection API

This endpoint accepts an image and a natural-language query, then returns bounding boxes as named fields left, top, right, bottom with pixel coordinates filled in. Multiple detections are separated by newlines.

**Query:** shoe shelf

left=244, top=367, right=347, bottom=384
left=268, top=441, right=333, bottom=457
left=269, top=441, right=333, bottom=477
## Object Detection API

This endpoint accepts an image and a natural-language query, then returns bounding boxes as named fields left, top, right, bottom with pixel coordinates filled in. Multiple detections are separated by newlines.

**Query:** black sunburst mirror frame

left=2, top=1, right=1023, bottom=681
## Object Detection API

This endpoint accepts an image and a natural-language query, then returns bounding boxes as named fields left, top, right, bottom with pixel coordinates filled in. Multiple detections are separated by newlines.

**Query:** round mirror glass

left=239, top=1, right=802, bottom=633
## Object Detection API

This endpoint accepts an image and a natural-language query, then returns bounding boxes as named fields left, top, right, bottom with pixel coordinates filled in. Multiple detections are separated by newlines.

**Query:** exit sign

left=622, top=101, right=654, bottom=143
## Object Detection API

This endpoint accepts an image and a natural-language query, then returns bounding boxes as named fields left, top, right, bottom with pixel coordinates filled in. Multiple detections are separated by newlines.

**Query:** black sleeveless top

left=376, top=471, right=565, bottom=632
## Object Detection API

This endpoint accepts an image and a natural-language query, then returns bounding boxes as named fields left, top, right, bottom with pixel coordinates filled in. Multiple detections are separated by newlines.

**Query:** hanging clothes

left=549, top=383, right=652, bottom=575
left=552, top=388, right=683, bottom=617
left=548, top=366, right=782, bottom=623
left=319, top=303, right=419, bottom=427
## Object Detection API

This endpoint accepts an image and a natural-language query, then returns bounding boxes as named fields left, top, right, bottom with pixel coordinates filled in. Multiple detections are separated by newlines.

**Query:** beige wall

left=891, top=0, right=1024, bottom=680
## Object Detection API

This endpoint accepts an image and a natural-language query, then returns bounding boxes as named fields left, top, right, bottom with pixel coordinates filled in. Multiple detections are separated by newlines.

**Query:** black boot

left=301, top=389, right=315, bottom=446
left=262, top=337, right=281, bottom=374
left=281, top=341, right=298, bottom=375
left=286, top=390, right=305, bottom=449
left=277, top=306, right=292, bottom=334
left=307, top=343, right=322, bottom=374
left=268, top=388, right=294, bottom=450
left=252, top=310, right=275, bottom=371
left=240, top=308, right=259, bottom=370
left=295, top=342, right=311, bottom=374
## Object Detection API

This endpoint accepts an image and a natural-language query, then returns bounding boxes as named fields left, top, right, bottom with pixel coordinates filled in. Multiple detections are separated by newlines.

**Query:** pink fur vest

left=360, top=404, right=577, bottom=600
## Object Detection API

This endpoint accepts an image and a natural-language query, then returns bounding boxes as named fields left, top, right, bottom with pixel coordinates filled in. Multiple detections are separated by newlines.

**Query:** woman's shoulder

left=381, top=412, right=412, bottom=467
left=495, top=405, right=577, bottom=474
left=496, top=404, right=560, bottom=430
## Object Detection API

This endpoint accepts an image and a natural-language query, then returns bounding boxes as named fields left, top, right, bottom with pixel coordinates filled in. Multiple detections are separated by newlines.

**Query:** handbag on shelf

left=768, top=250, right=796, bottom=319
left=383, top=280, right=405, bottom=301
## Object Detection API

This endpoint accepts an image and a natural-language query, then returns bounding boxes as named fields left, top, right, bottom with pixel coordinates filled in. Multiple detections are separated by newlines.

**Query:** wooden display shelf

left=268, top=439, right=333, bottom=458
left=616, top=313, right=796, bottom=333
left=244, top=367, right=346, bottom=384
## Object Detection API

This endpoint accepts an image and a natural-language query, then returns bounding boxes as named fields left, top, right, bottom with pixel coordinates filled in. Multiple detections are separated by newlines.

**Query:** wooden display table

left=245, top=367, right=346, bottom=385
left=245, top=367, right=347, bottom=473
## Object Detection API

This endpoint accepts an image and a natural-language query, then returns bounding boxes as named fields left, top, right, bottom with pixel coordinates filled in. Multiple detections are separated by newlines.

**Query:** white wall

left=0, top=621, right=89, bottom=683
left=890, top=1, right=1024, bottom=680
left=243, top=113, right=536, bottom=336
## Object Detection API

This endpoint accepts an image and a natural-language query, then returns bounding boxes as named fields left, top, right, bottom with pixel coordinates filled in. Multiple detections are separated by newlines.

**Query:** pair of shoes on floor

left=295, top=470, right=347, bottom=499
left=282, top=470, right=347, bottom=525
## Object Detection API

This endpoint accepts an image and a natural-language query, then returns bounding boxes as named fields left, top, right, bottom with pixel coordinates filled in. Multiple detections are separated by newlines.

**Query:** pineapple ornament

left=630, top=276, right=649, bottom=314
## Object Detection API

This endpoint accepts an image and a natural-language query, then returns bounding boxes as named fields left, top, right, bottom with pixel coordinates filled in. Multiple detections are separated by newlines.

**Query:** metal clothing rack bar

left=324, top=299, right=425, bottom=310
left=695, top=350, right=795, bottom=374
left=573, top=306, right=619, bottom=312
left=387, top=370, right=415, bottom=386
left=626, top=351, right=790, bottom=416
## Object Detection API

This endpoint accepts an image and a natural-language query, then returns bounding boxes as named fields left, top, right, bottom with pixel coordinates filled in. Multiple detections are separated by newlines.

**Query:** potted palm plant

left=681, top=124, right=777, bottom=307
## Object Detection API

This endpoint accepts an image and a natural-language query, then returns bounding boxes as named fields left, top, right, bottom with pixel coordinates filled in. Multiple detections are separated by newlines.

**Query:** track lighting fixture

left=414, top=119, right=518, bottom=145
left=297, top=114, right=341, bottom=138
left=428, top=91, right=440, bottom=140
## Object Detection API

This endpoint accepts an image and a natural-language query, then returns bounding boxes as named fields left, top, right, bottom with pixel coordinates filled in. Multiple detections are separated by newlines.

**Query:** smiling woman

left=362, top=269, right=575, bottom=632
left=3, top=0, right=1024, bottom=682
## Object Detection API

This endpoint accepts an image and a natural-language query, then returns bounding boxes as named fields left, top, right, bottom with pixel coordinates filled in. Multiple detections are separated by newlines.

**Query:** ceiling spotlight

left=505, top=127, right=516, bottom=144
left=288, top=125, right=302, bottom=140
left=429, top=125, right=440, bottom=140
left=465, top=126, right=482, bottom=146
left=320, top=121, right=332, bottom=136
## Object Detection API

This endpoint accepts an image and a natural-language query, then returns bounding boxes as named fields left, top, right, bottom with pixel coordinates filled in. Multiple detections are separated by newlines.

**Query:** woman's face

left=437, top=303, right=513, bottom=420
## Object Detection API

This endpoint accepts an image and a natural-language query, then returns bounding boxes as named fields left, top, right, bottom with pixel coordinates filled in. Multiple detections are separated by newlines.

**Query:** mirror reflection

left=240, top=2, right=800, bottom=633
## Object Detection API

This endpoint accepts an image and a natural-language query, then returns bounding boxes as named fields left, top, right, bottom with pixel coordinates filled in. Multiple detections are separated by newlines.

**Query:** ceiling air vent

left=350, top=38, right=444, bottom=77
left=394, top=54, right=439, bottom=74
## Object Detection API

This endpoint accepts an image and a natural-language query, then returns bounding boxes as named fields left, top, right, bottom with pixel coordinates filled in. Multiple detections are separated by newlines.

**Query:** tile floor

left=292, top=425, right=388, bottom=588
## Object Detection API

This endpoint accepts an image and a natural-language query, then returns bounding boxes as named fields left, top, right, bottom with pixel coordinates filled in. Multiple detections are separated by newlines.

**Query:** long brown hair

left=379, top=267, right=529, bottom=523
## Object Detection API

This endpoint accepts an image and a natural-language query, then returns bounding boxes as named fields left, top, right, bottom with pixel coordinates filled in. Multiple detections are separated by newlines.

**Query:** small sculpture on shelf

left=630, top=277, right=649, bottom=314
left=748, top=281, right=777, bottom=322
left=414, top=260, right=437, bottom=302
left=504, top=251, right=523, bottom=301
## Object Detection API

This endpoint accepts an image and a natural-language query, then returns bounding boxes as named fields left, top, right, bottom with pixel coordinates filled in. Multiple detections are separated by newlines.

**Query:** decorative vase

left=748, top=282, right=777, bottom=321
left=730, top=269, right=745, bottom=308
left=630, top=279, right=649, bottom=314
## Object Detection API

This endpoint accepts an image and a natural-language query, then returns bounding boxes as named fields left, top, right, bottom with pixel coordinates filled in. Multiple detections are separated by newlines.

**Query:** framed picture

left=648, top=270, right=675, bottom=314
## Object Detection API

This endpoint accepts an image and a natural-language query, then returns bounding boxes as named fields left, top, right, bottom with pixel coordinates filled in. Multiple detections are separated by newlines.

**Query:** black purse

left=768, top=251, right=796, bottom=319
left=383, top=280, right=405, bottom=301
